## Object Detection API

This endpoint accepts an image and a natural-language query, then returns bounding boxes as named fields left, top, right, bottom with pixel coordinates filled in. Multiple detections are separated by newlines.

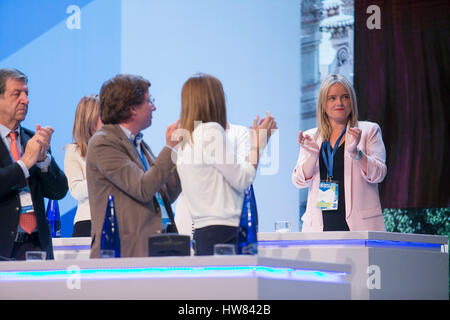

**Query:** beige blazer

left=86, top=125, right=181, bottom=258
left=292, top=121, right=387, bottom=231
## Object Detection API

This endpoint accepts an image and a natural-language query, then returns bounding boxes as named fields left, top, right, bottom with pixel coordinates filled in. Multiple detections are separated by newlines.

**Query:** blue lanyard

left=321, top=125, right=347, bottom=179
left=132, top=139, right=169, bottom=221
left=132, top=143, right=148, bottom=171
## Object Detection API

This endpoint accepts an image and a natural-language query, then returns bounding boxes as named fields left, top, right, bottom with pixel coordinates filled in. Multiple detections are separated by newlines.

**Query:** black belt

left=14, top=232, right=39, bottom=243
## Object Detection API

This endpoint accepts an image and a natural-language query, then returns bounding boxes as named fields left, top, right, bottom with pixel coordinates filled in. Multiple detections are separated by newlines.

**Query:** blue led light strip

left=0, top=265, right=347, bottom=284
left=258, top=239, right=442, bottom=251
left=53, top=245, right=91, bottom=251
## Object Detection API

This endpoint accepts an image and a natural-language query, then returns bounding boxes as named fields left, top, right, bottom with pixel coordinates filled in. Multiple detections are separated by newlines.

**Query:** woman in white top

left=175, top=73, right=277, bottom=255
left=174, top=123, right=250, bottom=237
left=64, top=95, right=102, bottom=237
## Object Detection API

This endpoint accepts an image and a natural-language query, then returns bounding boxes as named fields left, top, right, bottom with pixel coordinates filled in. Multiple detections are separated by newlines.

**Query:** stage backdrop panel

left=1, top=0, right=301, bottom=235
left=0, top=0, right=122, bottom=236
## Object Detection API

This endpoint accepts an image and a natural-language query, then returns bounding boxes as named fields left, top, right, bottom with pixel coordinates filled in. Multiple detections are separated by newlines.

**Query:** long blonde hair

left=72, top=95, right=100, bottom=158
left=316, top=74, right=358, bottom=140
left=180, top=73, right=227, bottom=145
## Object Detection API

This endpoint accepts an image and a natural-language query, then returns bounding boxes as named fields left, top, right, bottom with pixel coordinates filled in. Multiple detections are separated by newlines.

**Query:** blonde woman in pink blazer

left=292, top=74, right=387, bottom=231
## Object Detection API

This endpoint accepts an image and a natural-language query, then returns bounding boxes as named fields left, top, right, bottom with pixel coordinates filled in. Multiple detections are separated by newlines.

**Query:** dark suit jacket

left=86, top=124, right=181, bottom=258
left=0, top=126, right=68, bottom=259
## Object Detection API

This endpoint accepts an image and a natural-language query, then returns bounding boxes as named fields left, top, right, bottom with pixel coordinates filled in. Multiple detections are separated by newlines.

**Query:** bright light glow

left=53, top=245, right=91, bottom=251
left=0, top=265, right=347, bottom=284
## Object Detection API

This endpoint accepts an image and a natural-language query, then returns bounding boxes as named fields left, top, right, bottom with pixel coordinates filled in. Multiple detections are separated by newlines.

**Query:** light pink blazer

left=292, top=121, right=387, bottom=231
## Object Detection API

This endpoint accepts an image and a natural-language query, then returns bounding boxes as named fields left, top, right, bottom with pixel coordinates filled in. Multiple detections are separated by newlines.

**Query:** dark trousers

left=72, top=220, right=92, bottom=237
left=10, top=232, right=43, bottom=261
left=193, top=225, right=237, bottom=256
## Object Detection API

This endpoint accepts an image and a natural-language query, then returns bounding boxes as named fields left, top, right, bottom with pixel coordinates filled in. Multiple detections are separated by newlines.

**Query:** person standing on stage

left=86, top=74, right=181, bottom=258
left=176, top=73, right=277, bottom=255
left=174, top=122, right=250, bottom=238
left=64, top=94, right=102, bottom=237
left=0, top=68, right=68, bottom=260
left=292, top=74, right=387, bottom=231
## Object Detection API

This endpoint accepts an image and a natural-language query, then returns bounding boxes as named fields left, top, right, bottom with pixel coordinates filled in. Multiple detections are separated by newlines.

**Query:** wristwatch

left=352, top=149, right=363, bottom=161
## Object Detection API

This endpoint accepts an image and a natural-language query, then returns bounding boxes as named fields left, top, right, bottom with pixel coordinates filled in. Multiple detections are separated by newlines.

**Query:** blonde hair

left=316, top=74, right=358, bottom=140
left=72, top=95, right=100, bottom=158
left=180, top=73, right=227, bottom=144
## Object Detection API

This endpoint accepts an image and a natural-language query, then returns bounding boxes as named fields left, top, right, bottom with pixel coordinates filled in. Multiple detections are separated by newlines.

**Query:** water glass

left=274, top=220, right=291, bottom=233
left=214, top=244, right=236, bottom=256
left=25, top=251, right=47, bottom=261
left=99, top=249, right=116, bottom=258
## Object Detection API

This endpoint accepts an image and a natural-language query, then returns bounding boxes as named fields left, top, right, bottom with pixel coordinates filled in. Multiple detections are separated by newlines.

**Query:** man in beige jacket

left=86, top=74, right=181, bottom=258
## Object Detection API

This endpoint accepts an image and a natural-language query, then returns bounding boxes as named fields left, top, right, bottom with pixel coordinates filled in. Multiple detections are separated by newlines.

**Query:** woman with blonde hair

left=176, top=73, right=277, bottom=255
left=64, top=95, right=102, bottom=237
left=292, top=74, right=387, bottom=231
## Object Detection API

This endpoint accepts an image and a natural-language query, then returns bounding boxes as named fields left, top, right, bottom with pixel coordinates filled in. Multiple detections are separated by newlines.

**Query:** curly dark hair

left=99, top=74, right=151, bottom=124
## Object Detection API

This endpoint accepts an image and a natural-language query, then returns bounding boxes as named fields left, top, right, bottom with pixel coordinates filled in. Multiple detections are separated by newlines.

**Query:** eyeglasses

left=148, top=96, right=155, bottom=105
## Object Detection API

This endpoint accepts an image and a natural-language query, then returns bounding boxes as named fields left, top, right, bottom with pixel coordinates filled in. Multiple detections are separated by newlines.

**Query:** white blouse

left=64, top=143, right=91, bottom=224
left=176, top=122, right=256, bottom=230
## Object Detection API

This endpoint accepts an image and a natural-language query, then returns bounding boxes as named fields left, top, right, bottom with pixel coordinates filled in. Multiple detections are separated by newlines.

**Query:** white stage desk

left=0, top=256, right=350, bottom=300
left=258, top=231, right=448, bottom=300
left=15, top=232, right=448, bottom=300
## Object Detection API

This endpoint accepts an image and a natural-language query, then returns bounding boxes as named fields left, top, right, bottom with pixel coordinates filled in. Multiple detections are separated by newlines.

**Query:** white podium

left=14, top=232, right=447, bottom=300
left=258, top=231, right=448, bottom=300
left=0, top=255, right=350, bottom=300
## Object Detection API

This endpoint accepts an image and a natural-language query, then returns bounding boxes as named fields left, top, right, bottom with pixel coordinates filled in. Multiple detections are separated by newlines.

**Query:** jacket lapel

left=110, top=125, right=147, bottom=172
left=344, top=121, right=354, bottom=219
left=19, top=128, right=30, bottom=152
left=0, top=135, right=12, bottom=166
left=19, top=127, right=37, bottom=175
left=313, top=130, right=324, bottom=171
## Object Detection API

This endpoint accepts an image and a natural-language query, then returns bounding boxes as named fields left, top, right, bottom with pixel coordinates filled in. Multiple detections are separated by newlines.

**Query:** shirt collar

left=119, top=125, right=143, bottom=146
left=0, top=123, right=20, bottom=140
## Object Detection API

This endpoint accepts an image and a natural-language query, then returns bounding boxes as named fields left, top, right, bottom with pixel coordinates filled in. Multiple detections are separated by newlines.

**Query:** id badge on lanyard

left=19, top=185, right=35, bottom=214
left=317, top=179, right=339, bottom=210
left=316, top=125, right=346, bottom=211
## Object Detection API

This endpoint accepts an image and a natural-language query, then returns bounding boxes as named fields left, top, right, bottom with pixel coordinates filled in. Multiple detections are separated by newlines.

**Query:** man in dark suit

left=0, top=68, right=68, bottom=261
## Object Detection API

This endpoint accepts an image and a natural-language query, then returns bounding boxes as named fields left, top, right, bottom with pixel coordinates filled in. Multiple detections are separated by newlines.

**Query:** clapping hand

left=248, top=112, right=277, bottom=167
left=166, top=119, right=181, bottom=148
left=298, top=131, right=319, bottom=157
left=250, top=111, right=277, bottom=150
left=21, top=124, right=54, bottom=169
left=346, top=127, right=362, bottom=157
left=35, top=124, right=54, bottom=162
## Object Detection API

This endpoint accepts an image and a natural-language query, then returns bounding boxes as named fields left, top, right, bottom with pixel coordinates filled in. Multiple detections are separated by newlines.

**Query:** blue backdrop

left=1, top=0, right=301, bottom=236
